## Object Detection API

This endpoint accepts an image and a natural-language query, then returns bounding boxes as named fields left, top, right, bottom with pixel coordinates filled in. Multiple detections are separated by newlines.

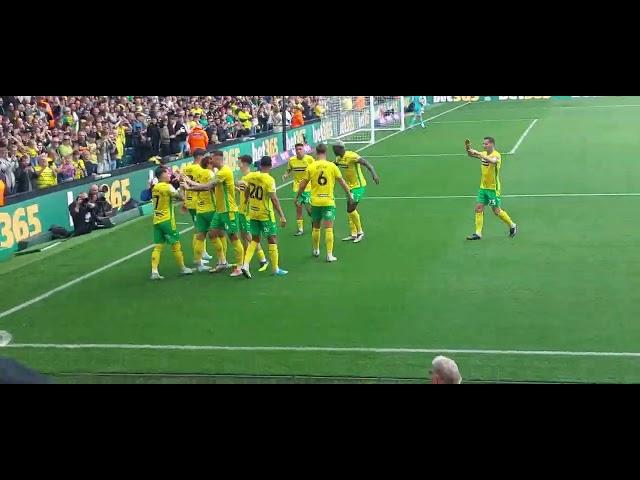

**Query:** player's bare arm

left=358, top=157, right=380, bottom=184
left=338, top=178, right=355, bottom=203
left=181, top=174, right=219, bottom=191
left=270, top=192, right=287, bottom=228
left=295, top=179, right=310, bottom=203
left=282, top=167, right=291, bottom=182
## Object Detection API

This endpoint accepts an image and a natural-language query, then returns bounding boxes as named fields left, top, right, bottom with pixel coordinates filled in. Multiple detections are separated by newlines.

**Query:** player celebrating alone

left=182, top=151, right=245, bottom=277
left=150, top=167, right=194, bottom=280
left=332, top=140, right=380, bottom=243
left=297, top=144, right=354, bottom=262
left=282, top=143, right=314, bottom=236
left=240, top=156, right=288, bottom=278
left=465, top=137, right=518, bottom=241
left=411, top=96, right=428, bottom=129
left=182, top=148, right=212, bottom=266
left=237, top=155, right=269, bottom=272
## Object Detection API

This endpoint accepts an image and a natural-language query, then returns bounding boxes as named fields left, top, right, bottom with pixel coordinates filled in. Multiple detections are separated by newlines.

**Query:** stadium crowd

left=0, top=96, right=324, bottom=199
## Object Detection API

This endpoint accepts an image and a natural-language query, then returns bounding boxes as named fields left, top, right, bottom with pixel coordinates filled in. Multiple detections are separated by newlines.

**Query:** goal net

left=318, top=96, right=405, bottom=146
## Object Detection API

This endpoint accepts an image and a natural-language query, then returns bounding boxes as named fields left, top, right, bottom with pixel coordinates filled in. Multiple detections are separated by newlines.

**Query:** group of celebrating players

left=149, top=141, right=380, bottom=280
left=149, top=131, right=519, bottom=281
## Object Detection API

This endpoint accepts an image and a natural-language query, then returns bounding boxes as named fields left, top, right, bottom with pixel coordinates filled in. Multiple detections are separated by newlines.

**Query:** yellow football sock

left=475, top=212, right=484, bottom=236
left=222, top=236, right=228, bottom=258
left=350, top=211, right=363, bottom=234
left=497, top=210, right=515, bottom=227
left=312, top=228, right=321, bottom=251
left=348, top=217, right=357, bottom=236
left=326, top=228, right=334, bottom=255
left=232, top=239, right=245, bottom=265
left=297, top=219, right=304, bottom=232
left=257, top=244, right=267, bottom=263
left=244, top=241, right=258, bottom=267
left=171, top=243, right=185, bottom=269
left=151, top=245, right=163, bottom=272
left=212, top=236, right=225, bottom=263
left=268, top=244, right=279, bottom=272
left=193, top=237, right=205, bottom=263
left=192, top=235, right=197, bottom=254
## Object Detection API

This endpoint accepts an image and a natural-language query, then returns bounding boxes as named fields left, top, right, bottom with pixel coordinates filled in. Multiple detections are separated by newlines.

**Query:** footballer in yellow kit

left=296, top=144, right=353, bottom=263
left=181, top=151, right=245, bottom=278
left=333, top=141, right=380, bottom=243
left=240, top=156, right=288, bottom=278
left=237, top=155, right=269, bottom=272
left=181, top=148, right=213, bottom=265
left=283, top=143, right=314, bottom=236
left=150, top=167, right=193, bottom=280
left=465, top=136, right=518, bottom=241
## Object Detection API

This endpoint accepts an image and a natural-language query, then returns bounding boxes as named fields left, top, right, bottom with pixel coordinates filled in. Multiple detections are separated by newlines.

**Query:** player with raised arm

left=465, top=137, right=518, bottom=241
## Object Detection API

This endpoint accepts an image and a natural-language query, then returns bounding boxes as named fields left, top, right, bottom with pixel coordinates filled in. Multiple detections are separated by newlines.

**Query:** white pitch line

left=0, top=182, right=298, bottom=321
left=0, top=104, right=474, bottom=323
left=280, top=192, right=640, bottom=201
left=508, top=119, right=539, bottom=155
left=5, top=342, right=640, bottom=359
left=357, top=102, right=471, bottom=153
left=368, top=153, right=467, bottom=158
left=557, top=104, right=640, bottom=110
left=430, top=118, right=536, bottom=124
left=41, top=242, right=62, bottom=252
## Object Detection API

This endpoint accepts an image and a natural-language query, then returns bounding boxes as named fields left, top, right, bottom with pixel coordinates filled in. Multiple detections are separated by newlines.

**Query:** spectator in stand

left=58, top=155, right=76, bottom=182
left=72, top=150, right=87, bottom=180
left=147, top=117, right=161, bottom=157
left=159, top=119, right=171, bottom=157
left=59, top=134, right=74, bottom=158
left=0, top=177, right=5, bottom=206
left=33, top=154, right=57, bottom=189
left=187, top=124, right=209, bottom=154
left=13, top=156, right=35, bottom=194
left=291, top=107, right=305, bottom=128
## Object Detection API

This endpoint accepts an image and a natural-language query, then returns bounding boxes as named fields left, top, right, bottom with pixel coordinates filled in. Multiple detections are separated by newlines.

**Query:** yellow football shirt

left=34, top=165, right=57, bottom=189
left=214, top=165, right=238, bottom=214
left=152, top=182, right=178, bottom=227
left=336, top=150, right=366, bottom=190
left=244, top=172, right=277, bottom=222
left=182, top=162, right=202, bottom=210
left=304, top=160, right=342, bottom=207
left=479, top=150, right=502, bottom=194
left=195, top=168, right=216, bottom=214
left=288, top=155, right=314, bottom=193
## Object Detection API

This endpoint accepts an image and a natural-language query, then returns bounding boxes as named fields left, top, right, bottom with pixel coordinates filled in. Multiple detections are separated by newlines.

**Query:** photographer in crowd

left=88, top=184, right=116, bottom=227
left=69, top=192, right=98, bottom=236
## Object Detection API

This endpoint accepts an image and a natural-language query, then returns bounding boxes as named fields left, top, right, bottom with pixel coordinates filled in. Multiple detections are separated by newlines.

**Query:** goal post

left=318, top=96, right=405, bottom=146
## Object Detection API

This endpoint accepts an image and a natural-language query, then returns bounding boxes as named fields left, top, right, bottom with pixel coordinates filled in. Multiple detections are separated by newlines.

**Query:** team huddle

left=149, top=141, right=379, bottom=280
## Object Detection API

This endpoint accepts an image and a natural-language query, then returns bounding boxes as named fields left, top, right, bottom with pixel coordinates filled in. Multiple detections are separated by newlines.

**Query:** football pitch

left=2, top=96, right=640, bottom=383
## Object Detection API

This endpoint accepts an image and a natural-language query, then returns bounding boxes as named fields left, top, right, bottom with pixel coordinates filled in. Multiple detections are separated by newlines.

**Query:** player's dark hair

left=316, top=144, right=327, bottom=154
left=192, top=148, right=207, bottom=158
left=239, top=155, right=253, bottom=165
left=211, top=150, right=224, bottom=158
left=260, top=156, right=272, bottom=168
left=484, top=137, right=496, bottom=145
left=154, top=166, right=166, bottom=178
left=295, top=143, right=304, bottom=148
left=200, top=156, right=210, bottom=169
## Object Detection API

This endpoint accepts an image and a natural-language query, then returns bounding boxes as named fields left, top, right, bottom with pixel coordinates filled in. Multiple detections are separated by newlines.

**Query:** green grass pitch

left=2, top=96, right=640, bottom=383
